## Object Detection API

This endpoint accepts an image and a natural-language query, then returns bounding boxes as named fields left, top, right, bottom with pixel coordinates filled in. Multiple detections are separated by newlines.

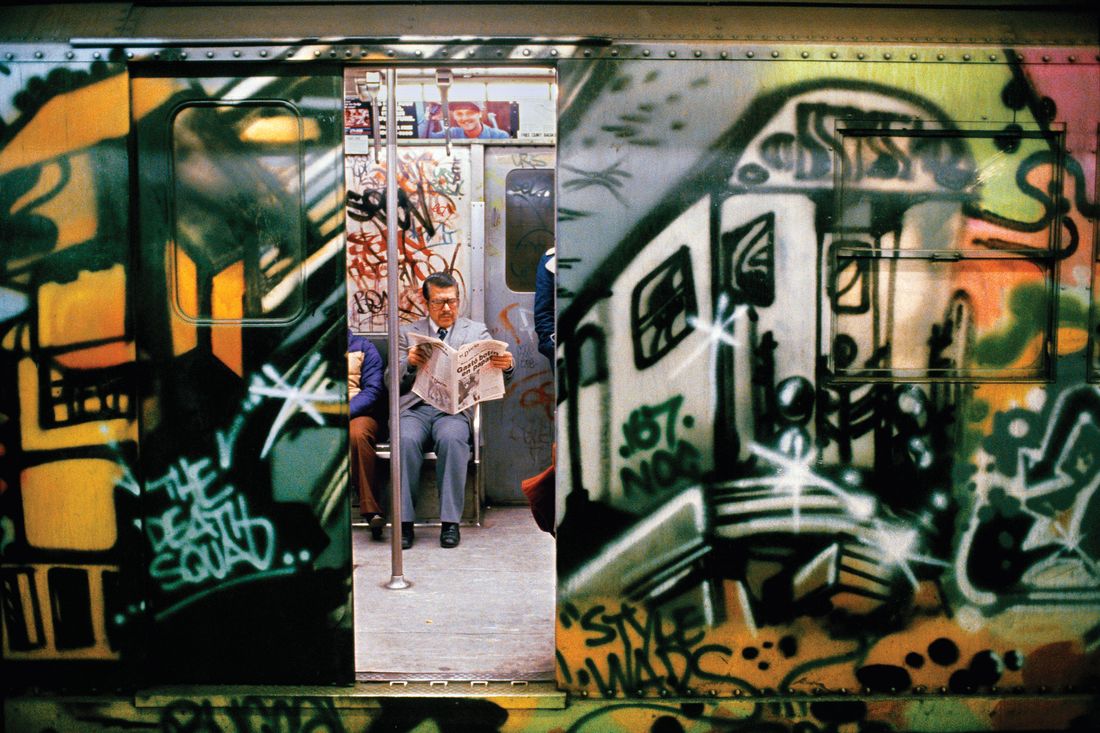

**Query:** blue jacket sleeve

left=349, top=336, right=384, bottom=419
left=534, top=252, right=555, bottom=365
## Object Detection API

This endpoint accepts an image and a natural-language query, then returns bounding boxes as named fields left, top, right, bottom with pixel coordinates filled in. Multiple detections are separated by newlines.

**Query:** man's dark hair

left=422, top=271, right=459, bottom=301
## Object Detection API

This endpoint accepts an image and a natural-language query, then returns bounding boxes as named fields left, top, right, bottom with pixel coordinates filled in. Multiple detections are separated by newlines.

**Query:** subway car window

left=505, top=168, right=554, bottom=292
left=826, top=123, right=1061, bottom=381
left=170, top=102, right=305, bottom=324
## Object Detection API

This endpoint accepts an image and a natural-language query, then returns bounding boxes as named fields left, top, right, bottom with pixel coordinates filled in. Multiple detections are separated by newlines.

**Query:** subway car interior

left=343, top=67, right=558, bottom=681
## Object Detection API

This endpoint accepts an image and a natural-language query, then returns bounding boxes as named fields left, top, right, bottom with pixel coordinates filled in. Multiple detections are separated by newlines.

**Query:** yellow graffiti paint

left=130, top=77, right=181, bottom=122
left=17, top=359, right=134, bottom=451
left=21, top=459, right=120, bottom=551
left=240, top=116, right=320, bottom=143
left=0, top=74, right=129, bottom=176
left=0, top=563, right=120, bottom=661
left=6, top=155, right=98, bottom=257
left=170, top=243, right=199, bottom=355
left=211, top=261, right=245, bottom=375
left=37, top=265, right=127, bottom=351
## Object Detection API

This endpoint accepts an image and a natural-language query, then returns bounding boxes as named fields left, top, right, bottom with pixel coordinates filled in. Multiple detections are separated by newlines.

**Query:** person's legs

left=433, top=413, right=471, bottom=525
left=398, top=407, right=433, bottom=525
left=350, top=415, right=382, bottom=516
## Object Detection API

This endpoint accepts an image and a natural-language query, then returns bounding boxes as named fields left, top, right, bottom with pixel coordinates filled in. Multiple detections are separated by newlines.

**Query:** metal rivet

left=550, top=49, right=558, bottom=56
left=94, top=51, right=101, bottom=59
left=771, top=50, right=779, bottom=58
left=693, top=50, right=702, bottom=57
left=206, top=51, right=214, bottom=58
left=937, top=53, right=945, bottom=60
left=1068, top=55, right=1076, bottom=63
left=830, top=51, right=838, bottom=59
left=884, top=52, right=892, bottom=60
left=233, top=50, right=241, bottom=57
left=522, top=49, right=530, bottom=56
left=720, top=51, right=728, bottom=59
left=1016, top=53, right=1025, bottom=62
left=153, top=52, right=160, bottom=59
left=387, top=50, right=395, bottom=57
left=34, top=51, right=43, bottom=59
left=857, top=52, right=865, bottom=60
left=286, top=51, right=293, bottom=57
left=585, top=49, right=592, bottom=57
left=801, top=51, right=809, bottom=59
left=1042, top=55, right=1050, bottom=62
left=313, top=50, right=321, bottom=57
left=415, top=49, right=423, bottom=57
left=910, top=53, right=918, bottom=60
left=641, top=49, right=650, bottom=56
left=746, top=50, right=755, bottom=58
left=440, top=49, right=447, bottom=57
left=127, top=52, right=134, bottom=60
left=329, top=50, right=337, bottom=58
left=989, top=54, right=997, bottom=61
left=495, top=49, right=503, bottom=57
left=260, top=50, right=268, bottom=57
left=5, top=53, right=13, bottom=60
left=963, top=53, right=971, bottom=61
left=345, top=50, right=352, bottom=57
left=668, top=50, right=676, bottom=58
left=611, top=49, right=619, bottom=57
left=177, top=52, right=184, bottom=59
left=66, top=51, right=74, bottom=59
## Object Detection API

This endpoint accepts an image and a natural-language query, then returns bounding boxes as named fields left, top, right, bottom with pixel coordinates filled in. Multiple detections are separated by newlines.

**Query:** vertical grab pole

left=385, top=69, right=410, bottom=590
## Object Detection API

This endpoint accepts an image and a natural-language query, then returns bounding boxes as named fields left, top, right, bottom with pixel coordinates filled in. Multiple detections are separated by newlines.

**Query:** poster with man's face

left=416, top=101, right=519, bottom=140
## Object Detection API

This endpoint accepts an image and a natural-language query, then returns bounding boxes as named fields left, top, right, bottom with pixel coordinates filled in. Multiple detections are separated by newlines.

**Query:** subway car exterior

left=2, top=1, right=1099, bottom=731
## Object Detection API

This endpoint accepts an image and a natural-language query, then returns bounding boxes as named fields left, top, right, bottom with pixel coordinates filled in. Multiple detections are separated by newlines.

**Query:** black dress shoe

left=440, top=522, right=460, bottom=548
left=367, top=514, right=385, bottom=542
left=401, top=522, right=415, bottom=549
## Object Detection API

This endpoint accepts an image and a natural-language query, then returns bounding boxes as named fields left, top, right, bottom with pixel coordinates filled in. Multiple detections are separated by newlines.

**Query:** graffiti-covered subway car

left=2, top=1, right=1099, bottom=731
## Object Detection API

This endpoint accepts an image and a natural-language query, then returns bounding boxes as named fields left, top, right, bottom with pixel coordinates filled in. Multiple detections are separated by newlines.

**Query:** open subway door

left=132, top=68, right=350, bottom=682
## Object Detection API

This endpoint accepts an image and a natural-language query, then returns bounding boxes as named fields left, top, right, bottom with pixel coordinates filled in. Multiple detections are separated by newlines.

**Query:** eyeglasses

left=428, top=297, right=460, bottom=309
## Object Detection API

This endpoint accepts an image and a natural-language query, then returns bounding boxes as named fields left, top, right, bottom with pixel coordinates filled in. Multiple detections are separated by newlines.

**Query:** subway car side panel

left=556, top=48, right=1100, bottom=703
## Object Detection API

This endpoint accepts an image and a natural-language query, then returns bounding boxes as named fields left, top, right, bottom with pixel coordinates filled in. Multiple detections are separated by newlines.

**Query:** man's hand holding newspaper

left=408, top=332, right=512, bottom=414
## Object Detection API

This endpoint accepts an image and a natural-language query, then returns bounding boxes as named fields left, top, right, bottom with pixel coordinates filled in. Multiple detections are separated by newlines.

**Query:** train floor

left=352, top=505, right=556, bottom=681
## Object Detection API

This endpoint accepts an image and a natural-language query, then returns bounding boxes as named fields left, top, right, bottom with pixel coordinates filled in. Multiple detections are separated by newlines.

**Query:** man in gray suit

left=392, top=272, right=514, bottom=548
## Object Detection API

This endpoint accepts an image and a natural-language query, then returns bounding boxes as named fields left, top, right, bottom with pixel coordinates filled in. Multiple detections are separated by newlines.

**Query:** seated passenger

left=390, top=272, right=514, bottom=549
left=348, top=328, right=386, bottom=540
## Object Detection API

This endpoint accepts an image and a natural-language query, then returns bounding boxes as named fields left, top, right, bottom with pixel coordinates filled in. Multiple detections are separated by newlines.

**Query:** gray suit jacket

left=387, top=316, right=512, bottom=425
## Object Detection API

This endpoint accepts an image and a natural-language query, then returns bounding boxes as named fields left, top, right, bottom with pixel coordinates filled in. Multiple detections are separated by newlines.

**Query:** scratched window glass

left=826, top=123, right=1062, bottom=382
left=170, top=102, right=305, bottom=323
left=630, top=245, right=698, bottom=370
left=505, top=168, right=555, bottom=292
left=829, top=251, right=1052, bottom=381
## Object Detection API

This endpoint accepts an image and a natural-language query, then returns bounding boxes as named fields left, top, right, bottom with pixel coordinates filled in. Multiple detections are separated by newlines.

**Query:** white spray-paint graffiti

left=145, top=456, right=276, bottom=592
left=117, top=355, right=341, bottom=596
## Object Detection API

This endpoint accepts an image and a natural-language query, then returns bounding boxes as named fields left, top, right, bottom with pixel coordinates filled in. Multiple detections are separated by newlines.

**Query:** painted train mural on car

left=1, top=1, right=1098, bottom=730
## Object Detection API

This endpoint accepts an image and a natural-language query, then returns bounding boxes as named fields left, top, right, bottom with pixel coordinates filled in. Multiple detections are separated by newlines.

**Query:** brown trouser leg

left=350, top=415, right=382, bottom=516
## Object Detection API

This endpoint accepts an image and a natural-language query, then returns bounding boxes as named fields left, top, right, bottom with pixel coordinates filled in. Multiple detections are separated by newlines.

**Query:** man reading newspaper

left=390, top=272, right=514, bottom=549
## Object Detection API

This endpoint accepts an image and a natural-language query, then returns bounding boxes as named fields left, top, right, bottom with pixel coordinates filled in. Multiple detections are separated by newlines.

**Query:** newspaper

left=408, top=332, right=509, bottom=414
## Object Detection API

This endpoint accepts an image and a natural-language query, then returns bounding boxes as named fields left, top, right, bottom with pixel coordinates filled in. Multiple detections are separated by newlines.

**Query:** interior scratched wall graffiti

left=345, top=147, right=471, bottom=332
left=555, top=49, right=1100, bottom=704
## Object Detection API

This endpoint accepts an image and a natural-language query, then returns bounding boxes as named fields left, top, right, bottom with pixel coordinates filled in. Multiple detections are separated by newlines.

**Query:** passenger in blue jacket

left=349, top=329, right=386, bottom=540
left=534, top=247, right=555, bottom=370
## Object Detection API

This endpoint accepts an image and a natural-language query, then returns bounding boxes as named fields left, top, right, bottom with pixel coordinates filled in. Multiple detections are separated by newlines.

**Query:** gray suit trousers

left=399, top=402, right=471, bottom=524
